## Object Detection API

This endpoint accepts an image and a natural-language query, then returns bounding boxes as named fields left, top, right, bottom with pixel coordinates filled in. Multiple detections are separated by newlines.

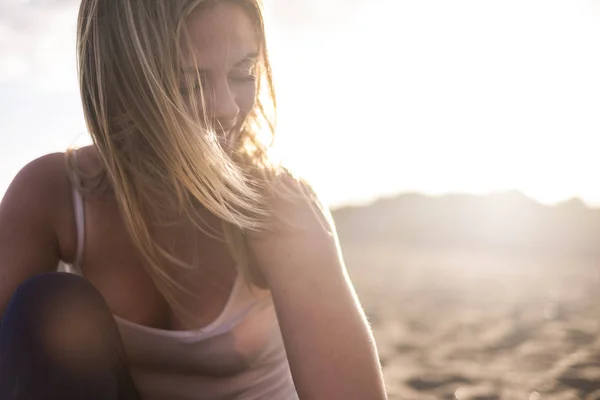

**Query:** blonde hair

left=75, top=0, right=278, bottom=315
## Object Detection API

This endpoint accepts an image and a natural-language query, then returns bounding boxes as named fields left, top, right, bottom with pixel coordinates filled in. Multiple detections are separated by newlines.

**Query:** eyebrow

left=181, top=52, right=259, bottom=74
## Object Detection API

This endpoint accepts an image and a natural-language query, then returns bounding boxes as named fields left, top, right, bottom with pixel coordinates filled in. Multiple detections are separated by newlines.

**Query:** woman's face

left=182, top=2, right=259, bottom=153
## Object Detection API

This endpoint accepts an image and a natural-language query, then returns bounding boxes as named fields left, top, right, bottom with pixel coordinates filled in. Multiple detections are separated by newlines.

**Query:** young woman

left=0, top=0, right=387, bottom=399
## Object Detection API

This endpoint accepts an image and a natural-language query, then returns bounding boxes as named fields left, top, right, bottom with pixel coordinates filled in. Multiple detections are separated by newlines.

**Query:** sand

left=343, top=241, right=600, bottom=399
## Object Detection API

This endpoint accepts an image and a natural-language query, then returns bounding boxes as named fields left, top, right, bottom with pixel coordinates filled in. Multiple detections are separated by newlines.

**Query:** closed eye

left=179, top=72, right=209, bottom=95
left=229, top=71, right=256, bottom=83
left=229, top=61, right=257, bottom=83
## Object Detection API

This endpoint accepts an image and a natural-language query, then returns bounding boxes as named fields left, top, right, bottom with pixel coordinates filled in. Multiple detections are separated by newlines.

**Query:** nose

left=209, top=79, right=239, bottom=129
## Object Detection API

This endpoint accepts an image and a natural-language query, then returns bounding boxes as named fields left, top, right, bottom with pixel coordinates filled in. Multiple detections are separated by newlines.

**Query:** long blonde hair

left=75, top=0, right=278, bottom=313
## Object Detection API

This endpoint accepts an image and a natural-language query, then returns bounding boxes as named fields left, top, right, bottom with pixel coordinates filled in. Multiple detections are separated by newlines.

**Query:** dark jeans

left=0, top=273, right=141, bottom=399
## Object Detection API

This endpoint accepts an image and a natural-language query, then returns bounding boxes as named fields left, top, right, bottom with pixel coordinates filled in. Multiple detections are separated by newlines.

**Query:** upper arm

left=0, top=153, right=68, bottom=313
left=247, top=175, right=387, bottom=399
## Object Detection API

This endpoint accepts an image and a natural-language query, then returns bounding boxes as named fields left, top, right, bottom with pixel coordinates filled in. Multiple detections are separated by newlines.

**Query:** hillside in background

left=332, top=191, right=600, bottom=257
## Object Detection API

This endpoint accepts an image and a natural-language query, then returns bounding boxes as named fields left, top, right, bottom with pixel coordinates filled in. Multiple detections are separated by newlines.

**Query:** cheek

left=182, top=82, right=256, bottom=125
left=236, top=83, right=257, bottom=120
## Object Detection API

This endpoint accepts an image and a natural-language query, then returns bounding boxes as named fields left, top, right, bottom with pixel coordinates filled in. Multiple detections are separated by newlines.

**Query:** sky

left=1, top=0, right=600, bottom=208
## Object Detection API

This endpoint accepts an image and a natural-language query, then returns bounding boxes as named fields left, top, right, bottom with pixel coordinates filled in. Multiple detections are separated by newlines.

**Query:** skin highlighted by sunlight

left=0, top=1, right=387, bottom=399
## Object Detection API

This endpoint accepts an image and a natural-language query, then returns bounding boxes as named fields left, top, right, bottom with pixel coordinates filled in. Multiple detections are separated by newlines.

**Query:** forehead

left=184, top=2, right=258, bottom=68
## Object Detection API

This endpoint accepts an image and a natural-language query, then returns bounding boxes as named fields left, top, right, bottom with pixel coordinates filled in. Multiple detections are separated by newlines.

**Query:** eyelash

left=180, top=74, right=206, bottom=95
left=230, top=73, right=257, bottom=83
left=180, top=69, right=257, bottom=94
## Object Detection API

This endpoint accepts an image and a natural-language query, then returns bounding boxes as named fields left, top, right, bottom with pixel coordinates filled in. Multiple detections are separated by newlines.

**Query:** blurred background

left=2, top=0, right=600, bottom=398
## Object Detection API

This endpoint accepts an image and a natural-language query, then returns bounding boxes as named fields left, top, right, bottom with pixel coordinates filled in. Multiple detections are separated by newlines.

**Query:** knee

left=2, top=273, right=117, bottom=368
left=10, top=272, right=103, bottom=312
left=3, top=272, right=111, bottom=333
left=16, top=272, right=98, bottom=297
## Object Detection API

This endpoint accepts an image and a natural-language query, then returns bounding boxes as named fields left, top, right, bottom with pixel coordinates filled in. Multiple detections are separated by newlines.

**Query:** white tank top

left=62, top=176, right=298, bottom=400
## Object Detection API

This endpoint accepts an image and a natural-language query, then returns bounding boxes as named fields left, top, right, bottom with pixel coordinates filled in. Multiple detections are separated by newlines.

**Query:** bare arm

left=248, top=177, right=387, bottom=399
left=0, top=154, right=67, bottom=314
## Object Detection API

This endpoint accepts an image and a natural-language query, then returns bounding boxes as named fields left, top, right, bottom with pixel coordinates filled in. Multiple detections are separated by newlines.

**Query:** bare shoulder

left=248, top=170, right=340, bottom=280
left=2, top=152, right=72, bottom=215
left=1, top=152, right=75, bottom=252
left=261, top=170, right=333, bottom=236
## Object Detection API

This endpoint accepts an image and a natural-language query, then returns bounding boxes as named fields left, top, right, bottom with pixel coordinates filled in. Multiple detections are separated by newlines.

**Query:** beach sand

left=343, top=242, right=600, bottom=400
